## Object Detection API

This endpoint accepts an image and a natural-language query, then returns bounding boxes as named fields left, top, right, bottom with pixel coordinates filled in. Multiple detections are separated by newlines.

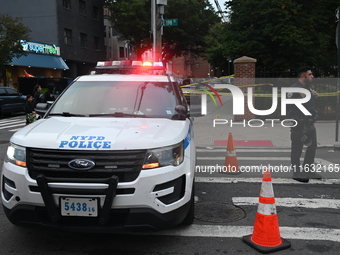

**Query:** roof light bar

left=104, top=61, right=113, bottom=66
left=142, top=61, right=153, bottom=67
left=96, top=61, right=105, bottom=67
left=153, top=62, right=163, bottom=67
left=120, top=60, right=132, bottom=66
left=96, top=61, right=164, bottom=67
left=94, top=60, right=166, bottom=75
left=132, top=61, right=142, bottom=66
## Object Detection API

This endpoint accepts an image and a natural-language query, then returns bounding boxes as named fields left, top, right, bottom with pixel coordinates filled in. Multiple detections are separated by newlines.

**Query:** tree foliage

left=0, top=14, right=31, bottom=76
left=205, top=0, right=339, bottom=75
left=104, top=0, right=220, bottom=61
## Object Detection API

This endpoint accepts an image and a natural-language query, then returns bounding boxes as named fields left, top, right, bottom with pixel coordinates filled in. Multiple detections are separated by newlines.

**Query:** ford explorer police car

left=1, top=60, right=196, bottom=230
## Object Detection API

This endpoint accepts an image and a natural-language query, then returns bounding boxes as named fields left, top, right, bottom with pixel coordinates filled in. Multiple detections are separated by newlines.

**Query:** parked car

left=0, top=87, right=26, bottom=116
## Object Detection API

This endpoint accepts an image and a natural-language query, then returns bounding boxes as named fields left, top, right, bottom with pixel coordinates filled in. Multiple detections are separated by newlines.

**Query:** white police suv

left=1, top=61, right=196, bottom=230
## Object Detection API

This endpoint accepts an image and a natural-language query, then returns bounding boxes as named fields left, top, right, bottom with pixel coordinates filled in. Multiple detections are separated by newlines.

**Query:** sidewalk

left=192, top=95, right=340, bottom=148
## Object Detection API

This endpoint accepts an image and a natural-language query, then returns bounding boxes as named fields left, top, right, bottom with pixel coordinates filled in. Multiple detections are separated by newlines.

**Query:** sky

left=209, top=0, right=226, bottom=11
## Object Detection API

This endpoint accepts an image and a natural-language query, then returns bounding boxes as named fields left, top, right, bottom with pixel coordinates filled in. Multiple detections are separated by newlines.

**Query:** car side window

left=5, top=89, right=19, bottom=96
left=0, top=88, right=7, bottom=96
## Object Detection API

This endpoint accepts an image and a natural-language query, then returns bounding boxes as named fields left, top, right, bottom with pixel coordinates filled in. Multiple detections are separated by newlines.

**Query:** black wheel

left=2, top=204, right=20, bottom=226
left=182, top=182, right=195, bottom=225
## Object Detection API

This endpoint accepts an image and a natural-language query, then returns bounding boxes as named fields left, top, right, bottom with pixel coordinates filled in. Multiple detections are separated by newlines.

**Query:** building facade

left=0, top=0, right=105, bottom=82
left=171, top=53, right=213, bottom=79
left=103, top=8, right=136, bottom=61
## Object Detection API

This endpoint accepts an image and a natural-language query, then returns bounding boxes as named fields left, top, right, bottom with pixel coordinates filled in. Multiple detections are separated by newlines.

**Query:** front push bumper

left=1, top=165, right=193, bottom=231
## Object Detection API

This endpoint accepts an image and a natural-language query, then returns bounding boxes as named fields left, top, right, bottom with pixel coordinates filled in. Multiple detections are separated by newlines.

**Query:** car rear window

left=5, top=89, right=19, bottom=96
left=0, top=88, right=7, bottom=96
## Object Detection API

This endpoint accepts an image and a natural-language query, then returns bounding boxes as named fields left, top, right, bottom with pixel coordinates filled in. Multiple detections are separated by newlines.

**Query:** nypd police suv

left=1, top=60, right=196, bottom=230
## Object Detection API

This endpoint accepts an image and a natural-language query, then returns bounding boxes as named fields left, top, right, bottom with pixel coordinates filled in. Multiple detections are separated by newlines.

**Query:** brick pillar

left=233, top=56, right=256, bottom=121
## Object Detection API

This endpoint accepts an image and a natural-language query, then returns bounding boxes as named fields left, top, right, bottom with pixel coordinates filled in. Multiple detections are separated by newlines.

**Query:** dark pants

left=290, top=121, right=317, bottom=173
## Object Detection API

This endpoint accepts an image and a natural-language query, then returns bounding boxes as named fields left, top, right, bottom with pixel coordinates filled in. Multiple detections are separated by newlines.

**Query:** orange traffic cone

left=223, top=133, right=240, bottom=174
left=242, top=169, right=291, bottom=253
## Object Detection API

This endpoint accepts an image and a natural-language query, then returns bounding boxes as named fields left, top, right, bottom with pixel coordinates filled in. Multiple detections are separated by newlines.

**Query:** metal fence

left=256, top=67, right=338, bottom=78
left=254, top=78, right=337, bottom=120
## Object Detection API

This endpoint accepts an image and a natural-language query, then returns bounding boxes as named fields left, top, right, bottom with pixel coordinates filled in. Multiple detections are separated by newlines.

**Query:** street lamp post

left=151, top=0, right=167, bottom=63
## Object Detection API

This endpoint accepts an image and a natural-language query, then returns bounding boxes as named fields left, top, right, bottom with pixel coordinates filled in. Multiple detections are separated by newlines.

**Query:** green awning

left=9, top=52, right=69, bottom=70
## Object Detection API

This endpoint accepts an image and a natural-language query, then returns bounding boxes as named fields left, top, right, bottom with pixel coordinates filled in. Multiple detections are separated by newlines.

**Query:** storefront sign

left=20, top=40, right=60, bottom=56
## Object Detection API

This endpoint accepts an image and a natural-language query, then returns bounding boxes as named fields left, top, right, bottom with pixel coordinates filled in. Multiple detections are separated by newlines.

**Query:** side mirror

left=35, top=103, right=48, bottom=117
left=172, top=105, right=188, bottom=120
left=175, top=105, right=188, bottom=116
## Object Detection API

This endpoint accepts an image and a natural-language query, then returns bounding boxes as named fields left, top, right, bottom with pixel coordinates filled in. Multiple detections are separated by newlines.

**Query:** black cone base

left=242, top=235, right=291, bottom=254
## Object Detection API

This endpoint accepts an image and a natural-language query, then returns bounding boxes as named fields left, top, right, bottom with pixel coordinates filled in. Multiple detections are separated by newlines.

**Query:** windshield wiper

left=48, top=112, right=87, bottom=117
left=89, top=112, right=146, bottom=118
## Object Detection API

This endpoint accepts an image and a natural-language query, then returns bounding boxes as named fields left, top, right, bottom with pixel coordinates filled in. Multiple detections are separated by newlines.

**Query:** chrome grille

left=27, top=148, right=146, bottom=182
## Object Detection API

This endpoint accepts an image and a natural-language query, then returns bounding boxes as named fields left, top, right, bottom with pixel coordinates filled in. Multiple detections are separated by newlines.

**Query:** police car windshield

left=49, top=81, right=178, bottom=118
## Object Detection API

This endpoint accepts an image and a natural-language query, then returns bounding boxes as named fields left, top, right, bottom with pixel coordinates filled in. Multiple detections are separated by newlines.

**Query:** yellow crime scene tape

left=181, top=76, right=340, bottom=97
left=180, top=75, right=234, bottom=88
left=317, top=91, right=340, bottom=97
left=183, top=90, right=340, bottom=97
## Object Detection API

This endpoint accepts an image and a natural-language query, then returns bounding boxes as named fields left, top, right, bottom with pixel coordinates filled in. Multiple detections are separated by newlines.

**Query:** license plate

left=60, top=197, right=98, bottom=217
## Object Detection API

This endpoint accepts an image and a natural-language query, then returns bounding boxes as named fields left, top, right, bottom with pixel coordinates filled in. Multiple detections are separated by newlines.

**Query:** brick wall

left=171, top=53, right=212, bottom=78
left=233, top=56, right=257, bottom=121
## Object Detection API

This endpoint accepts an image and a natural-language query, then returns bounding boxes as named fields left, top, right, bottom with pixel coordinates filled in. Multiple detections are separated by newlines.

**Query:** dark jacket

left=43, top=90, right=54, bottom=102
left=33, top=91, right=43, bottom=106
left=25, top=100, right=35, bottom=114
left=288, top=81, right=317, bottom=120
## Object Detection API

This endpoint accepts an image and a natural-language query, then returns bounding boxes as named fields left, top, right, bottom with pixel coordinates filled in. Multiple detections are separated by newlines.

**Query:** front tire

left=181, top=182, right=195, bottom=225
left=2, top=204, right=20, bottom=226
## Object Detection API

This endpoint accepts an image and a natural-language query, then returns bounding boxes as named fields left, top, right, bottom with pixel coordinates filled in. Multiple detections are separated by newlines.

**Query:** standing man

left=289, top=66, right=321, bottom=182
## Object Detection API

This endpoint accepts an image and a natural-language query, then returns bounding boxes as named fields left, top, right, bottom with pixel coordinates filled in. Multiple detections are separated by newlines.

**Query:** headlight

left=6, top=143, right=26, bottom=167
left=142, top=142, right=184, bottom=169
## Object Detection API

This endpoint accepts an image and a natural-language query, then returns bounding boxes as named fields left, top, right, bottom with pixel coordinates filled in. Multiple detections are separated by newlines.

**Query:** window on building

left=64, top=29, right=72, bottom=45
left=94, top=37, right=100, bottom=51
left=119, top=47, right=125, bottom=58
left=93, top=6, right=99, bottom=20
left=104, top=26, right=106, bottom=37
left=79, top=0, right=86, bottom=15
left=63, top=0, right=71, bottom=9
left=80, top=33, right=87, bottom=48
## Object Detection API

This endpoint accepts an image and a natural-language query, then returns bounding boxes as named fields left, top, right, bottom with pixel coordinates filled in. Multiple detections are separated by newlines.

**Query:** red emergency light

left=93, top=60, right=165, bottom=75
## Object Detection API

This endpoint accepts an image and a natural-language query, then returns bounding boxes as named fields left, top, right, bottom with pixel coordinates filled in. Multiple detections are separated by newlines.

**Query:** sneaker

left=293, top=177, right=309, bottom=183
left=292, top=172, right=309, bottom=183
left=304, top=172, right=322, bottom=179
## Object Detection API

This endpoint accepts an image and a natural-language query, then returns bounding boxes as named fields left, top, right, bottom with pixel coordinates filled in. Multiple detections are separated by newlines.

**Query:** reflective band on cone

left=242, top=169, right=291, bottom=253
left=223, top=133, right=240, bottom=174
left=226, top=150, right=236, bottom=157
left=259, top=196, right=275, bottom=204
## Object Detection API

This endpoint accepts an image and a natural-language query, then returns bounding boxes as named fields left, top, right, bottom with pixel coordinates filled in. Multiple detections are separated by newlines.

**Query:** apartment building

left=1, top=0, right=105, bottom=82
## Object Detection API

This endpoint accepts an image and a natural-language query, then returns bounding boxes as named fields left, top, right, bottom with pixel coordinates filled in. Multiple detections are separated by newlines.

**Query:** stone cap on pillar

left=233, top=56, right=257, bottom=63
